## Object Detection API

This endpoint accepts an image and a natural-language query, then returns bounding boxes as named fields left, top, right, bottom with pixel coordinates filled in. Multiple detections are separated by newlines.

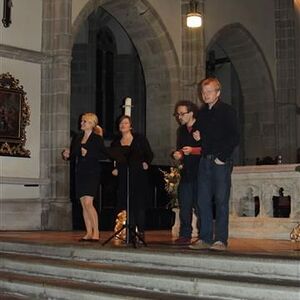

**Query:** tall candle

left=124, top=97, right=132, bottom=116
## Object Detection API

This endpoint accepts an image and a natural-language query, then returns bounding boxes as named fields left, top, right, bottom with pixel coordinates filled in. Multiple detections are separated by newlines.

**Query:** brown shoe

left=189, top=239, right=210, bottom=250
left=210, top=241, right=227, bottom=251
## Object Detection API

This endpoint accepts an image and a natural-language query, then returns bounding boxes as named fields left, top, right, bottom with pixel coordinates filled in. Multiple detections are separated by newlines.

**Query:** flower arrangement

left=290, top=223, right=300, bottom=242
left=160, top=164, right=182, bottom=208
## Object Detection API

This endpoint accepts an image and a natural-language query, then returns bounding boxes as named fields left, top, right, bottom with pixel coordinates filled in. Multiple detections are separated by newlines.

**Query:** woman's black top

left=111, top=133, right=153, bottom=211
left=70, top=131, right=108, bottom=199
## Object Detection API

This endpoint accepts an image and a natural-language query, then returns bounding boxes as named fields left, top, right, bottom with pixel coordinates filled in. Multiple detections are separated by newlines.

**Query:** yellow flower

left=159, top=164, right=182, bottom=208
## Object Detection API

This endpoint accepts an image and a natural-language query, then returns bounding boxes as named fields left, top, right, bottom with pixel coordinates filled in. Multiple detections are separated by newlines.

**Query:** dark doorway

left=71, top=7, right=146, bottom=139
left=70, top=7, right=175, bottom=231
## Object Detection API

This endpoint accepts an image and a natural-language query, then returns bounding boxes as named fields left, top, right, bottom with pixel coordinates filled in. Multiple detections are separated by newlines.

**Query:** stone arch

left=207, top=23, right=276, bottom=164
left=72, top=0, right=180, bottom=164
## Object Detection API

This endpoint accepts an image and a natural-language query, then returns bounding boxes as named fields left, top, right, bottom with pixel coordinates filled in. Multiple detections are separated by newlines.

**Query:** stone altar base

left=172, top=164, right=300, bottom=240
left=229, top=216, right=298, bottom=240
left=231, top=164, right=300, bottom=240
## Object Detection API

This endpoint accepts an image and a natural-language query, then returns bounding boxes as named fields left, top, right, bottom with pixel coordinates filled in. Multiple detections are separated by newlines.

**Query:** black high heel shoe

left=136, top=231, right=145, bottom=245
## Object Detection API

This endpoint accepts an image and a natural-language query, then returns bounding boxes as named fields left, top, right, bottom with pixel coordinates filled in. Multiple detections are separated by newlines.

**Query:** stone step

left=0, top=271, right=210, bottom=300
left=0, top=291, right=30, bottom=300
left=0, top=251, right=299, bottom=300
left=0, top=241, right=298, bottom=281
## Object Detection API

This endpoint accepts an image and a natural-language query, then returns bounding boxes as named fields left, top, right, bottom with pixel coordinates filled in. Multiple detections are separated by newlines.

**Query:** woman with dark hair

left=111, top=115, right=153, bottom=242
left=62, top=113, right=107, bottom=241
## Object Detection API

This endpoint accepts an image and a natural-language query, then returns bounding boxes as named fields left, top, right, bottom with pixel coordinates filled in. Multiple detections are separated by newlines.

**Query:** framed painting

left=0, top=73, right=30, bottom=157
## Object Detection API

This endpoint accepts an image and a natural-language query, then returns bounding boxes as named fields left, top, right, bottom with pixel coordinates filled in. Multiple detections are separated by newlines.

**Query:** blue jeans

left=197, top=157, right=232, bottom=245
left=178, top=178, right=199, bottom=238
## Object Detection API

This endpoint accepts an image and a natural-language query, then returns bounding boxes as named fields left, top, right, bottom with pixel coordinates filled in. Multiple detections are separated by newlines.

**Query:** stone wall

left=230, top=164, right=300, bottom=240
left=40, top=0, right=73, bottom=230
left=275, top=0, right=298, bottom=162
left=181, top=0, right=205, bottom=104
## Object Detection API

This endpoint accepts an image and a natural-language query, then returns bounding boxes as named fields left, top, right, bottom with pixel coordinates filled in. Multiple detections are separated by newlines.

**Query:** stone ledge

left=0, top=177, right=50, bottom=185
left=233, top=164, right=300, bottom=174
left=0, top=44, right=51, bottom=63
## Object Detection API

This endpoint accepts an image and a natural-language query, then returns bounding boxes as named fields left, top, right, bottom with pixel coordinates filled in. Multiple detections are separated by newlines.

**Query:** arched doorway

left=71, top=5, right=148, bottom=230
left=207, top=23, right=276, bottom=165
left=72, top=0, right=180, bottom=164
left=70, top=0, right=180, bottom=230
left=71, top=7, right=146, bottom=139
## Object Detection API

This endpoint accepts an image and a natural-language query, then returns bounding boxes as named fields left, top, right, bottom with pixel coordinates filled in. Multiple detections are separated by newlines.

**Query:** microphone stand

left=102, top=160, right=147, bottom=248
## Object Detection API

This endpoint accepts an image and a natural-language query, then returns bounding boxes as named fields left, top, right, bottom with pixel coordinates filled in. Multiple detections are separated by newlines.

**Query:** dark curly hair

left=173, top=100, right=199, bottom=118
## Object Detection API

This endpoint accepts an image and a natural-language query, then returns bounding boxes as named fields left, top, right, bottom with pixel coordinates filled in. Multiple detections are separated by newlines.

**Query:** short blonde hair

left=198, top=77, right=222, bottom=92
left=82, top=113, right=98, bottom=127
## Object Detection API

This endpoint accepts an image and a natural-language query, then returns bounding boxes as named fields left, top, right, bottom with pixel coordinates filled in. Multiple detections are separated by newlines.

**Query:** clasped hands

left=173, top=130, right=225, bottom=165
left=173, top=147, right=193, bottom=160
left=173, top=129, right=201, bottom=160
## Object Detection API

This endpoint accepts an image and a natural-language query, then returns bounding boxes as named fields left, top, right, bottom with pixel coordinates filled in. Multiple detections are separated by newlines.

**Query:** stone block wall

left=230, top=164, right=300, bottom=240
left=275, top=0, right=298, bottom=162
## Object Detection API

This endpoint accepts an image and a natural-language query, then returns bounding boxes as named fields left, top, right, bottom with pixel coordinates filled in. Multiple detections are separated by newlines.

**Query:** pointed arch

left=207, top=23, right=276, bottom=163
left=72, top=0, right=180, bottom=164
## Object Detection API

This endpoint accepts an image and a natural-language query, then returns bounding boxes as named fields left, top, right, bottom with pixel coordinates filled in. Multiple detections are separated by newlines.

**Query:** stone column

left=40, top=0, right=72, bottom=230
left=295, top=4, right=300, bottom=158
left=181, top=0, right=205, bottom=104
left=274, top=0, right=298, bottom=162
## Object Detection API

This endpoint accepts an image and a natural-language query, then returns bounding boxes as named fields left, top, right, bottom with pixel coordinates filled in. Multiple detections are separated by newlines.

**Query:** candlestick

left=124, top=97, right=132, bottom=117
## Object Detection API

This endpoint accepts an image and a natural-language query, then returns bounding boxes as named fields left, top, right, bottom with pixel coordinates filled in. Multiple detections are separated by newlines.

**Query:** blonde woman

left=62, top=113, right=107, bottom=241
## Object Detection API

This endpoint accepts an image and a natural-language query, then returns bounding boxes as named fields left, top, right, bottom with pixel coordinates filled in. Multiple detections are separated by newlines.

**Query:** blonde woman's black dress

left=70, top=132, right=107, bottom=199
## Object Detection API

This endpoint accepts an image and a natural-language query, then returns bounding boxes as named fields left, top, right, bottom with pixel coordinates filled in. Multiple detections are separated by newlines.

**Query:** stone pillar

left=40, top=0, right=72, bottom=230
left=181, top=0, right=205, bottom=104
left=275, top=0, right=298, bottom=162
left=295, top=4, right=300, bottom=158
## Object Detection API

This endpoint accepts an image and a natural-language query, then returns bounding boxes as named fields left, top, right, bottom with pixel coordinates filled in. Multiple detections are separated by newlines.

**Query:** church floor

left=0, top=230, right=299, bottom=259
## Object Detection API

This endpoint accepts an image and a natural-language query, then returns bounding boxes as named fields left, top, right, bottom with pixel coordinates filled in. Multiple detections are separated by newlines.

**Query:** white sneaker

left=210, top=241, right=227, bottom=251
left=189, top=240, right=210, bottom=250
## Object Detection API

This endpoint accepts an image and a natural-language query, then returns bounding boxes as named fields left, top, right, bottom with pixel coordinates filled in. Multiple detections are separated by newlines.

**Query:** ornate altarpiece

left=0, top=73, right=30, bottom=157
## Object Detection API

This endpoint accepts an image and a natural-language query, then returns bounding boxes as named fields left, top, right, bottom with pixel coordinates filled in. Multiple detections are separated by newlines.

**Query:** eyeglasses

left=174, top=112, right=189, bottom=118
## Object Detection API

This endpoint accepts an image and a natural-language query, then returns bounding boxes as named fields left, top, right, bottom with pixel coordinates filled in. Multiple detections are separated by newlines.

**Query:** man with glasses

left=189, top=77, right=239, bottom=251
left=172, top=100, right=201, bottom=245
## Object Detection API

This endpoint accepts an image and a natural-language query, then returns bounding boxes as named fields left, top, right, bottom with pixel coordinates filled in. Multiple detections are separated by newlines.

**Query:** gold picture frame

left=0, top=73, right=30, bottom=157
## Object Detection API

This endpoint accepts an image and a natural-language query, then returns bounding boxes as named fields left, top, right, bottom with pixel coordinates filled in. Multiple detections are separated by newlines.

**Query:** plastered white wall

left=0, top=0, right=42, bottom=51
